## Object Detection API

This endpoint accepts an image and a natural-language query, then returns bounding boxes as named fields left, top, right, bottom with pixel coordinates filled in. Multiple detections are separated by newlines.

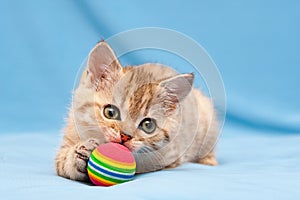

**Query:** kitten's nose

left=120, top=132, right=132, bottom=143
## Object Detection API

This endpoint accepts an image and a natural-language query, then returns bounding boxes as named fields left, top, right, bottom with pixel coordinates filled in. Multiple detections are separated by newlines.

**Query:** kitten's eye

left=139, top=118, right=156, bottom=134
left=103, top=104, right=121, bottom=120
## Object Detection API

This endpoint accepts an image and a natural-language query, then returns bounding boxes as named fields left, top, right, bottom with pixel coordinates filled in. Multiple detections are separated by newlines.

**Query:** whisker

left=134, top=144, right=167, bottom=172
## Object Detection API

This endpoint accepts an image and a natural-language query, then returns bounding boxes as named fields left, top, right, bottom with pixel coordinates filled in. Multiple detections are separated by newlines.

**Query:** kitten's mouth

left=121, top=141, right=134, bottom=151
left=104, top=132, right=135, bottom=151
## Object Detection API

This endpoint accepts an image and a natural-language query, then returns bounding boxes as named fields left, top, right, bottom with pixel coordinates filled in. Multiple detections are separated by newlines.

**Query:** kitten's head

left=73, top=42, right=194, bottom=155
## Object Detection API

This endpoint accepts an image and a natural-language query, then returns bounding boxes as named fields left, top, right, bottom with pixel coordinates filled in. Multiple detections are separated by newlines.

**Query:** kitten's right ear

left=85, top=41, right=122, bottom=88
left=157, top=73, right=194, bottom=115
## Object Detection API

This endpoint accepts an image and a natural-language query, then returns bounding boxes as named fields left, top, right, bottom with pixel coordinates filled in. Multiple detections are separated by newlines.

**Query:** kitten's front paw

left=73, top=138, right=99, bottom=181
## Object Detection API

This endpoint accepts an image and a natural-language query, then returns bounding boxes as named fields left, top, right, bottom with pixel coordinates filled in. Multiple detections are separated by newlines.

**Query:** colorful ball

left=87, top=143, right=136, bottom=186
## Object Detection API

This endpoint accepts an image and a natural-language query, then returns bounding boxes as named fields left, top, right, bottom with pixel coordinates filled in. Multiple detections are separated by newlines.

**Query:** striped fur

left=55, top=41, right=219, bottom=181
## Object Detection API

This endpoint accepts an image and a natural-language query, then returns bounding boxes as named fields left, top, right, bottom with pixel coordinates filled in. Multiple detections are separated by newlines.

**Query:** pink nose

left=120, top=132, right=132, bottom=143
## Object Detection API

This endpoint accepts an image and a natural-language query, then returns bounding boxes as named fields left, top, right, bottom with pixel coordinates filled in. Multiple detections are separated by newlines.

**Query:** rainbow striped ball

left=87, top=143, right=136, bottom=186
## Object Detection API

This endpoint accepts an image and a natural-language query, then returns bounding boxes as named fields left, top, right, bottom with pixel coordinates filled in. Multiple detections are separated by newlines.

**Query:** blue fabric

left=0, top=0, right=299, bottom=199
left=1, top=126, right=299, bottom=199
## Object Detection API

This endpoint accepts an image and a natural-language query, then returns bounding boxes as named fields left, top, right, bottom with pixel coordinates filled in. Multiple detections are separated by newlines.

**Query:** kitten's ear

left=159, top=73, right=194, bottom=101
left=157, top=73, right=194, bottom=114
left=86, top=41, right=122, bottom=88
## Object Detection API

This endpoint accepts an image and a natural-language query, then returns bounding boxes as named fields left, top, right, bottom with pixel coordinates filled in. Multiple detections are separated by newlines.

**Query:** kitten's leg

left=165, top=159, right=181, bottom=169
left=197, top=151, right=218, bottom=166
left=55, top=138, right=99, bottom=181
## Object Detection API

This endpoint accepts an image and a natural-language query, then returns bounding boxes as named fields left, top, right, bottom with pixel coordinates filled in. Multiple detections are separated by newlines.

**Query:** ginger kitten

left=55, top=41, right=219, bottom=181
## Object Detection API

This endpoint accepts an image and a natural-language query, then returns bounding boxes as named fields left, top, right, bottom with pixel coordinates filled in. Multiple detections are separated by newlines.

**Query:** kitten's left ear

left=86, top=41, right=122, bottom=87
left=157, top=73, right=194, bottom=113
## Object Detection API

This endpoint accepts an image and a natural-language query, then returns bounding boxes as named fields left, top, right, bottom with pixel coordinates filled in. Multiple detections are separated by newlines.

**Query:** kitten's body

left=56, top=42, right=219, bottom=181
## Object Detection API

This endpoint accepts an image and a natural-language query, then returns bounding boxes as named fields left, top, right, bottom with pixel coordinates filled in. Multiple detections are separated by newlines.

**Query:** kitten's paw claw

left=73, top=138, right=100, bottom=180
left=76, top=139, right=99, bottom=158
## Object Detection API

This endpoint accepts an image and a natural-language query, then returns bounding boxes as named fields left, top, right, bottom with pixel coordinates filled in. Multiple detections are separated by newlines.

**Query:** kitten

left=55, top=41, right=219, bottom=181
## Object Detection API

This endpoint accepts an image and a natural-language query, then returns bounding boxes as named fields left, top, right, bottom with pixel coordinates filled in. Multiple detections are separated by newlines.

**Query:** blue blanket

left=1, top=126, right=299, bottom=199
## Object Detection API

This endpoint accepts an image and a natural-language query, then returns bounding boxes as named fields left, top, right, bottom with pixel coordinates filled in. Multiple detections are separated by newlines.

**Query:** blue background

left=0, top=1, right=299, bottom=199
left=1, top=0, right=299, bottom=133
